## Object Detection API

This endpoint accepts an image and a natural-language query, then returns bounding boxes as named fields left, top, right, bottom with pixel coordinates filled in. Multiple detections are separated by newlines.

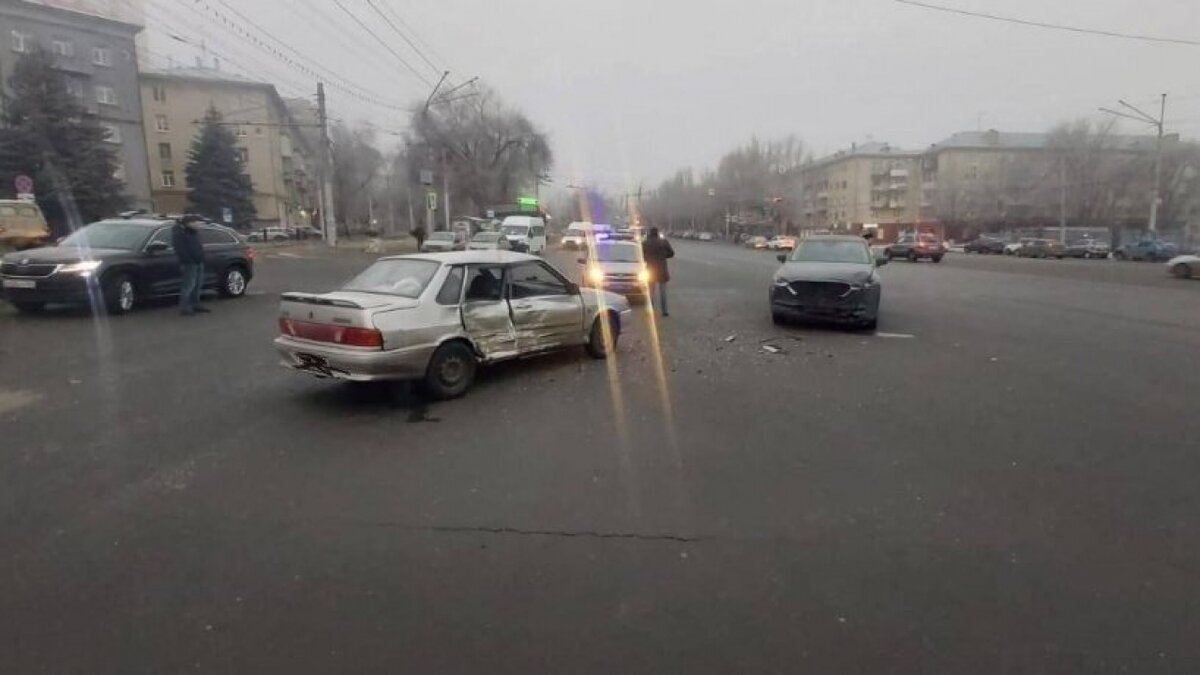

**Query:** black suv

left=1, top=216, right=255, bottom=314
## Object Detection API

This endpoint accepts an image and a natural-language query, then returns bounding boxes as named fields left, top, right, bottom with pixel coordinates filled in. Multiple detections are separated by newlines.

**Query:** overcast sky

left=145, top=0, right=1200, bottom=190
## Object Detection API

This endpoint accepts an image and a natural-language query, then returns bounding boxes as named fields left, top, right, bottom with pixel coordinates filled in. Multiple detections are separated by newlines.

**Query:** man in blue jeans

left=171, top=215, right=208, bottom=315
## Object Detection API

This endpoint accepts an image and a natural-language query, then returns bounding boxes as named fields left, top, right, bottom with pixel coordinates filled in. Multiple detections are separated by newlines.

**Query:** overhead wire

left=364, top=0, right=441, bottom=76
left=330, top=0, right=434, bottom=88
left=894, top=0, right=1200, bottom=47
left=378, top=0, right=455, bottom=74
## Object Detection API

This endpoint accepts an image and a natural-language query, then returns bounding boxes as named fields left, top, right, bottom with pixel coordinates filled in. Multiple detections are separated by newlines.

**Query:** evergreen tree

left=185, top=106, right=256, bottom=227
left=0, top=47, right=128, bottom=228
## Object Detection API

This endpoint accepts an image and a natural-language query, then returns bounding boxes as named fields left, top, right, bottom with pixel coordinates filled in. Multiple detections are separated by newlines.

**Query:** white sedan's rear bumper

left=274, top=336, right=436, bottom=381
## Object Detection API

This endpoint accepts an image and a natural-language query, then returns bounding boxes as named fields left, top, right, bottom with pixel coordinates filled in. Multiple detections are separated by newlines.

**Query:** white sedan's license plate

left=2, top=279, right=36, bottom=289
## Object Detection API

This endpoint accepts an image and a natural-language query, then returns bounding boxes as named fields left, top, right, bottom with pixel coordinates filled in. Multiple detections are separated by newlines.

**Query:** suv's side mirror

left=875, top=255, right=889, bottom=266
left=146, top=241, right=169, bottom=254
left=776, top=254, right=787, bottom=263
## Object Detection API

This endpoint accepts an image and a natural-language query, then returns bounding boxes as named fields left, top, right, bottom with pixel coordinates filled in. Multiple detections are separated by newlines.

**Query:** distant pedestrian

left=412, top=225, right=427, bottom=251
left=172, top=215, right=208, bottom=316
left=642, top=227, right=674, bottom=317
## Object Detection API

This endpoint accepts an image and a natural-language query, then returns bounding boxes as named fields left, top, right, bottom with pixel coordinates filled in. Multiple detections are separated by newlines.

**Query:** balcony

left=889, top=168, right=909, bottom=178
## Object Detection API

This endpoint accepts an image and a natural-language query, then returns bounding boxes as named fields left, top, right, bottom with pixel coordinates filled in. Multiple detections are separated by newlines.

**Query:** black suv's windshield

left=790, top=240, right=871, bottom=264
left=59, top=221, right=153, bottom=250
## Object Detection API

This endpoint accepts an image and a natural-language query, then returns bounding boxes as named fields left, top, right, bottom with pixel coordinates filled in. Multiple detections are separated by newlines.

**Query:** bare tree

left=331, top=122, right=384, bottom=233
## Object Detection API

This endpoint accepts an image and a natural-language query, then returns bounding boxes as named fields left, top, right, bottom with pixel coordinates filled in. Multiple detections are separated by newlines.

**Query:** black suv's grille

left=1, top=262, right=58, bottom=277
left=788, top=280, right=852, bottom=300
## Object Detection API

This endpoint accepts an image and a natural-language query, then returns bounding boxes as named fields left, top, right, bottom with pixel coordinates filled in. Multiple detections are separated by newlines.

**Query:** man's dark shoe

left=193, top=306, right=212, bottom=314
left=180, top=310, right=195, bottom=316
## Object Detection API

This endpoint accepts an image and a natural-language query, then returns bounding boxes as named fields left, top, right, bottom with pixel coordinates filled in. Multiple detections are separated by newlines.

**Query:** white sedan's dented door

left=460, top=265, right=518, bottom=359
left=508, top=261, right=586, bottom=351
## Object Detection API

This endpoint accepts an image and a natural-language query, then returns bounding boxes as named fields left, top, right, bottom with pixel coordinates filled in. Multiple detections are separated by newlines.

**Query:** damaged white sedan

left=274, top=251, right=631, bottom=398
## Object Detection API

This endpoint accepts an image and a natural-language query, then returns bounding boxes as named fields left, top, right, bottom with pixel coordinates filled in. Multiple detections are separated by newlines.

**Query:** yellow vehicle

left=0, top=200, right=51, bottom=250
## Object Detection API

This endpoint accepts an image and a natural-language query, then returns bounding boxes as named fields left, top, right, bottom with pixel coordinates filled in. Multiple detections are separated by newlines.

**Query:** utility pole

left=316, top=82, right=337, bottom=247
left=1058, top=157, right=1067, bottom=243
left=1099, top=93, right=1167, bottom=234
left=442, top=148, right=450, bottom=231
left=387, top=170, right=395, bottom=236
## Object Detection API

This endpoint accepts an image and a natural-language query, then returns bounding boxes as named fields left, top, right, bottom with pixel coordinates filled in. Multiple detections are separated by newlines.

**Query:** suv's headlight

left=58, top=260, right=102, bottom=276
left=587, top=267, right=605, bottom=284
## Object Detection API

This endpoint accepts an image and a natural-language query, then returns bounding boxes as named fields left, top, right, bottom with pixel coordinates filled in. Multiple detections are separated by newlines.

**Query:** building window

left=11, top=30, right=31, bottom=53
left=155, top=114, right=169, bottom=132
left=100, top=123, right=121, bottom=144
left=65, top=79, right=84, bottom=99
left=237, top=148, right=249, bottom=164
left=151, top=85, right=166, bottom=102
left=52, top=39, right=74, bottom=57
left=96, top=86, right=118, bottom=106
left=161, top=170, right=176, bottom=188
left=235, top=126, right=247, bottom=137
left=158, top=142, right=172, bottom=160
left=92, top=47, right=112, bottom=66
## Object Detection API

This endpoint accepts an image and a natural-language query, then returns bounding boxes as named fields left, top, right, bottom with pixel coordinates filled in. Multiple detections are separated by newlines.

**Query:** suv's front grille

left=1, top=262, right=59, bottom=277
left=788, top=280, right=852, bottom=300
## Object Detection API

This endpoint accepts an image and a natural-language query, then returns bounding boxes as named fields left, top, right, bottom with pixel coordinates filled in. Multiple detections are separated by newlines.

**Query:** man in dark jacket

left=171, top=215, right=208, bottom=315
left=641, top=227, right=674, bottom=317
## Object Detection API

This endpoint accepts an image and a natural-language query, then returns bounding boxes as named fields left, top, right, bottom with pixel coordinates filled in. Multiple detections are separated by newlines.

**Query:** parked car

left=246, top=227, right=292, bottom=242
left=420, top=230, right=467, bottom=253
left=287, top=225, right=324, bottom=240
left=1005, top=238, right=1037, bottom=255
left=746, top=235, right=769, bottom=249
left=577, top=240, right=650, bottom=300
left=697, top=232, right=714, bottom=242
left=611, top=228, right=637, bottom=241
left=0, top=200, right=51, bottom=250
left=467, top=231, right=513, bottom=251
left=964, top=237, right=1007, bottom=254
left=1165, top=254, right=1199, bottom=279
left=1017, top=239, right=1065, bottom=259
left=1064, top=240, right=1110, bottom=259
left=274, top=251, right=631, bottom=398
left=0, top=216, right=254, bottom=314
left=1113, top=240, right=1178, bottom=262
left=770, top=235, right=884, bottom=330
left=885, top=233, right=946, bottom=262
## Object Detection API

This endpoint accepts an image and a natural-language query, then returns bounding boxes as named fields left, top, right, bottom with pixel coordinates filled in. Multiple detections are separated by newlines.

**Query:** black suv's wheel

left=424, top=342, right=476, bottom=399
left=219, top=265, right=249, bottom=298
left=586, top=313, right=619, bottom=359
left=103, top=273, right=136, bottom=314
left=932, top=255, right=944, bottom=263
left=907, top=250, right=918, bottom=262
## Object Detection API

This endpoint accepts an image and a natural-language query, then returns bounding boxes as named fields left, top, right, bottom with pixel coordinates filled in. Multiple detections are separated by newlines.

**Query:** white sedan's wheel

left=1172, top=263, right=1193, bottom=279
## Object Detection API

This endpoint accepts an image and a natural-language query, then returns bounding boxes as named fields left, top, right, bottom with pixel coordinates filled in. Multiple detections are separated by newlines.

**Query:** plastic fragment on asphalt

left=723, top=334, right=737, bottom=342
left=990, top=357, right=999, bottom=362
left=762, top=345, right=783, bottom=354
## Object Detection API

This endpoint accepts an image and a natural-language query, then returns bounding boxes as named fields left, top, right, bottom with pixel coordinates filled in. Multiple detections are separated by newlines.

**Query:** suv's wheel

left=219, top=265, right=248, bottom=298
left=103, top=273, right=136, bottom=314
left=932, top=255, right=944, bottom=263
left=586, top=313, right=619, bottom=359
left=907, top=250, right=918, bottom=262
left=424, top=342, right=476, bottom=399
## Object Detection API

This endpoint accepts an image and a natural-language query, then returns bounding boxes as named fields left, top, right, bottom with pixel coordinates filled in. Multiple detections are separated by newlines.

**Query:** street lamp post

left=1100, top=94, right=1167, bottom=234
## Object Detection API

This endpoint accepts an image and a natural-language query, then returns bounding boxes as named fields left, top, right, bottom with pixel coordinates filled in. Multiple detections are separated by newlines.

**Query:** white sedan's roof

left=385, top=250, right=539, bottom=265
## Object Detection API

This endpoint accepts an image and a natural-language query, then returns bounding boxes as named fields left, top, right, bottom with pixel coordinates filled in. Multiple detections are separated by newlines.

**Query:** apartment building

left=797, top=142, right=921, bottom=232
left=1, top=0, right=151, bottom=208
left=140, top=67, right=315, bottom=226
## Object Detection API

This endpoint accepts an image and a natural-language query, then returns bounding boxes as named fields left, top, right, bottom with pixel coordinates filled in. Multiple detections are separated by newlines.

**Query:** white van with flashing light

left=500, top=215, right=547, bottom=254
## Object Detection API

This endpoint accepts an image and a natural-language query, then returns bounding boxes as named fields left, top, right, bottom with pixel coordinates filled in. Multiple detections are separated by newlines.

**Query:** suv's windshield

left=342, top=259, right=439, bottom=297
left=790, top=240, right=871, bottom=264
left=59, top=221, right=152, bottom=250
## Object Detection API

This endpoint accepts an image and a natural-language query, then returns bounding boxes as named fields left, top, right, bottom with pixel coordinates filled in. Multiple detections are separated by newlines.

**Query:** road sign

left=419, top=169, right=434, bottom=186
left=486, top=209, right=495, bottom=218
left=222, top=207, right=233, bottom=224
left=426, top=191, right=438, bottom=211
left=14, top=175, right=33, bottom=194
left=517, top=196, right=538, bottom=208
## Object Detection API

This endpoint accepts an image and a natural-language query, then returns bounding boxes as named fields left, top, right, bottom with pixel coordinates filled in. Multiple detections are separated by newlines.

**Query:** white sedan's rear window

left=343, top=259, right=440, bottom=297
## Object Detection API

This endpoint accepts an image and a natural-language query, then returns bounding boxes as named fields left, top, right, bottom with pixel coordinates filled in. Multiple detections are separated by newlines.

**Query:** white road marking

left=875, top=332, right=916, bottom=339
left=271, top=252, right=305, bottom=259
left=0, top=389, right=43, bottom=415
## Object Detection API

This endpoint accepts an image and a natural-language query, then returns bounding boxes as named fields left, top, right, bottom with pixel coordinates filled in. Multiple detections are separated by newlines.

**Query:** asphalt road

left=3, top=242, right=1199, bottom=673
